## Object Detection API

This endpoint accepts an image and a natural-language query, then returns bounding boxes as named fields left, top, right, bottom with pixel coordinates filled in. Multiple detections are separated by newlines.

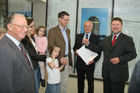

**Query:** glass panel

left=0, top=0, right=7, bottom=27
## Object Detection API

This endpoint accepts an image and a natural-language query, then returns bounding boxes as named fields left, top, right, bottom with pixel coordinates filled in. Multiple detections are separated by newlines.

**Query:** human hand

left=86, top=60, right=94, bottom=65
left=110, top=57, right=120, bottom=64
left=69, top=66, right=73, bottom=72
left=82, top=38, right=89, bottom=46
left=51, top=55, right=55, bottom=59
left=60, top=57, right=68, bottom=65
left=75, top=50, right=79, bottom=56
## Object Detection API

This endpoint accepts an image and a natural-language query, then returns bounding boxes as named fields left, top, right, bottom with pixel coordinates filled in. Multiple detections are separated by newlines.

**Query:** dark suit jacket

left=73, top=33, right=101, bottom=70
left=48, top=25, right=72, bottom=67
left=21, top=35, right=46, bottom=70
left=87, top=33, right=137, bottom=82
left=0, top=36, right=35, bottom=93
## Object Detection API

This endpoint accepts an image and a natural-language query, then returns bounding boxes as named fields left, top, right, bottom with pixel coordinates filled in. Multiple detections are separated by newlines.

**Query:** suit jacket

left=87, top=33, right=137, bottom=82
left=0, top=36, right=35, bottom=93
left=73, top=33, right=101, bottom=70
left=128, top=60, right=140, bottom=93
left=48, top=25, right=72, bottom=67
left=21, top=35, right=46, bottom=70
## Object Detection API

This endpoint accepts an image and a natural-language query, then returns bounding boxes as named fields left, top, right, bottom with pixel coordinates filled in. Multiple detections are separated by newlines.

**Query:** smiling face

left=28, top=21, right=35, bottom=35
left=51, top=46, right=60, bottom=58
left=84, top=21, right=93, bottom=34
left=7, top=14, right=28, bottom=41
left=111, top=20, right=122, bottom=34
left=58, top=15, right=69, bottom=28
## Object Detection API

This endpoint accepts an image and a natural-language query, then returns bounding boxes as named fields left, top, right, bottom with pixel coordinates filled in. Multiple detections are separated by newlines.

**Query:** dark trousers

left=103, top=79, right=125, bottom=93
left=77, top=67, right=94, bottom=93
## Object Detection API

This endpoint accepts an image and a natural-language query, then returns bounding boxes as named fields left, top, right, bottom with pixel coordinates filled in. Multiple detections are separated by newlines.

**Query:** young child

left=45, top=45, right=65, bottom=93
left=35, top=26, right=48, bottom=87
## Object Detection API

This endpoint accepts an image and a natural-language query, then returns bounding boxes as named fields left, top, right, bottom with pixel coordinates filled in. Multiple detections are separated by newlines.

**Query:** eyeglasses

left=11, top=23, right=29, bottom=29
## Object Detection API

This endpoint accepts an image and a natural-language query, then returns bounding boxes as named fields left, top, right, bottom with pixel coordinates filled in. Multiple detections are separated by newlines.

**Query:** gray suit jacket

left=0, top=36, right=36, bottom=93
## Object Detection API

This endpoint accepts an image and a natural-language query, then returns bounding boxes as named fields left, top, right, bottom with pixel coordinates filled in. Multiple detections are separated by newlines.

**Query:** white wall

left=47, top=0, right=77, bottom=47
left=33, top=2, right=46, bottom=27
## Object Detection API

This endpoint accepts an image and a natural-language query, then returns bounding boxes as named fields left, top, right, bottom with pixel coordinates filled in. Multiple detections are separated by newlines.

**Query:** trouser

left=46, top=83, right=60, bottom=93
left=103, top=79, right=125, bottom=93
left=77, top=68, right=94, bottom=93
left=60, top=57, right=70, bottom=93
left=34, top=67, right=40, bottom=93
left=39, top=61, right=45, bottom=79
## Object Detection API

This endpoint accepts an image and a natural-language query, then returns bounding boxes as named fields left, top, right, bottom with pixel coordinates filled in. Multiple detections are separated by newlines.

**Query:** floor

left=39, top=76, right=129, bottom=93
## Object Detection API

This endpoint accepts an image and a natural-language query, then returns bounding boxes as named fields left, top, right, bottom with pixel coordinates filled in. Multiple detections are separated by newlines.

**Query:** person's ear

left=58, top=18, right=62, bottom=22
left=7, top=23, right=12, bottom=31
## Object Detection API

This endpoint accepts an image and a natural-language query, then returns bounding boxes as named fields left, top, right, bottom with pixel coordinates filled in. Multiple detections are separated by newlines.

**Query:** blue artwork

left=8, top=11, right=32, bottom=17
left=81, top=8, right=108, bottom=35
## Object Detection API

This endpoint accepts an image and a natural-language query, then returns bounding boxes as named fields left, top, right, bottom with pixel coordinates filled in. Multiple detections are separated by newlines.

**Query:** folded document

left=77, top=45, right=98, bottom=64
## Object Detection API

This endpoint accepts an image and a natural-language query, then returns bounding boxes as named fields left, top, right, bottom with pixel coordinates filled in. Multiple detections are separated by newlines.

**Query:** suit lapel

left=56, top=26, right=65, bottom=42
left=89, top=33, right=94, bottom=42
left=106, top=35, right=112, bottom=50
left=4, top=36, right=33, bottom=73
left=80, top=34, right=84, bottom=46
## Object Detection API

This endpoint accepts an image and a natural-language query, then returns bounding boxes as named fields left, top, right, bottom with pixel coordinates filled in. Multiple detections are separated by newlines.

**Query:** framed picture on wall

left=8, top=0, right=32, bottom=17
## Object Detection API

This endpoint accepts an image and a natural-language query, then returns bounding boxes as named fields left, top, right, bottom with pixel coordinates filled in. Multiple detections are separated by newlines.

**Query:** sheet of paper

left=77, top=45, right=98, bottom=64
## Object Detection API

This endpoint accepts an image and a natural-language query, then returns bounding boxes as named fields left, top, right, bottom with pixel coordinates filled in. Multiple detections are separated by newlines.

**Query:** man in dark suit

left=48, top=11, right=72, bottom=93
left=86, top=17, right=137, bottom=93
left=0, top=14, right=36, bottom=93
left=73, top=21, right=101, bottom=93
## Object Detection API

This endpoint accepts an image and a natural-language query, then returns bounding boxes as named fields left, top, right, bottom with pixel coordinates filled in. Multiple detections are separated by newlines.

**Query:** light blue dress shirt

left=59, top=25, right=69, bottom=55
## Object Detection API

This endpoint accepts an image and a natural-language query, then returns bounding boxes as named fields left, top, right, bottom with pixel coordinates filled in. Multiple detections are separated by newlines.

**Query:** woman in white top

left=45, top=45, right=65, bottom=93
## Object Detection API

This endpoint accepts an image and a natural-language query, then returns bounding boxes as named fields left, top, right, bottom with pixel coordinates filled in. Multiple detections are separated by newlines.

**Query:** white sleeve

left=46, top=57, right=52, bottom=64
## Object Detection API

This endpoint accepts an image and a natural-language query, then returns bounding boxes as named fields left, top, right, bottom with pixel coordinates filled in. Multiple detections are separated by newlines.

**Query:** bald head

left=84, top=21, right=93, bottom=33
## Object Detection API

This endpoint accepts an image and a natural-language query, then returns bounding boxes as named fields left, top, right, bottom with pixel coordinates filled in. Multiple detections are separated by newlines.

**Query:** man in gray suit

left=0, top=14, right=36, bottom=93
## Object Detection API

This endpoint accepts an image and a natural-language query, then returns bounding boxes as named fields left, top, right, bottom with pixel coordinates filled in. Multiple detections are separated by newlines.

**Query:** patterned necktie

left=112, top=35, right=116, bottom=46
left=19, top=43, right=32, bottom=68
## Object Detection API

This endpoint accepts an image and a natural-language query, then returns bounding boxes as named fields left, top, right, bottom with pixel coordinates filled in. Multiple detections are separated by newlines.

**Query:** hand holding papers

left=77, top=45, right=98, bottom=65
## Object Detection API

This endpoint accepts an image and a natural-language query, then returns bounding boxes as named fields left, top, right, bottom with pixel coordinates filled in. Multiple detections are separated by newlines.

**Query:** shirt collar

left=59, top=25, right=67, bottom=31
left=112, top=32, right=121, bottom=38
left=85, top=32, right=91, bottom=36
left=6, top=33, right=20, bottom=48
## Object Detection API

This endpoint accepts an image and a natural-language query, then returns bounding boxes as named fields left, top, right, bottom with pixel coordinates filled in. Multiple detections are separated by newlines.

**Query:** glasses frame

left=11, top=23, right=29, bottom=29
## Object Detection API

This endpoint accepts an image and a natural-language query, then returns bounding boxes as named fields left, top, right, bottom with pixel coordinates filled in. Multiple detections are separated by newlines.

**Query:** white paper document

left=77, top=45, right=98, bottom=64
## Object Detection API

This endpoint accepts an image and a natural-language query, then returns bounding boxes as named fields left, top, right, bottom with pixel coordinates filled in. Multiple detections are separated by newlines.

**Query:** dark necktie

left=112, top=35, right=116, bottom=46
left=86, top=34, right=88, bottom=39
left=19, top=43, right=32, bottom=68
